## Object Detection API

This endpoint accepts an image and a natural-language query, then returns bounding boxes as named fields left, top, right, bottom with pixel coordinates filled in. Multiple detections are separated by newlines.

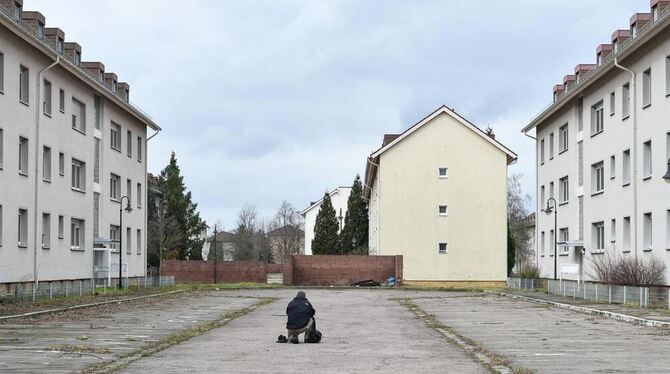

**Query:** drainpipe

left=145, top=128, right=160, bottom=277
left=523, top=131, right=539, bottom=270
left=33, top=56, right=60, bottom=301
left=366, top=157, right=380, bottom=255
left=614, top=58, right=638, bottom=259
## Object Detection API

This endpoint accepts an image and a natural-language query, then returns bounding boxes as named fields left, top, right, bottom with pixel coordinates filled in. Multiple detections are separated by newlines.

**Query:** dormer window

left=14, top=2, right=22, bottom=21
left=37, top=22, right=44, bottom=39
left=112, top=81, right=117, bottom=92
left=74, top=51, right=81, bottom=65
left=654, top=7, right=659, bottom=21
left=57, top=38, right=64, bottom=54
left=596, top=54, right=602, bottom=66
left=613, top=41, right=619, bottom=53
left=632, top=25, right=638, bottom=38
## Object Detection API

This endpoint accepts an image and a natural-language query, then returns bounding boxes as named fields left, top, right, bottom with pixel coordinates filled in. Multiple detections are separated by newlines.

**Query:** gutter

left=613, top=58, right=638, bottom=259
left=523, top=131, right=540, bottom=270
left=33, top=56, right=60, bottom=301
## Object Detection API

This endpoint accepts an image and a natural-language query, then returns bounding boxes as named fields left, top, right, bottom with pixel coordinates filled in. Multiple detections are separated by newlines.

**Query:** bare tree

left=148, top=203, right=181, bottom=273
left=508, top=173, right=533, bottom=272
left=589, top=252, right=665, bottom=286
left=270, top=201, right=304, bottom=275
left=232, top=204, right=259, bottom=261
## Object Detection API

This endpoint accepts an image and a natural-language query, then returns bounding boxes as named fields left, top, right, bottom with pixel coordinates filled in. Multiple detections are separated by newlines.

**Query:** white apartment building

left=301, top=186, right=351, bottom=255
left=522, top=1, right=670, bottom=283
left=0, top=1, right=160, bottom=289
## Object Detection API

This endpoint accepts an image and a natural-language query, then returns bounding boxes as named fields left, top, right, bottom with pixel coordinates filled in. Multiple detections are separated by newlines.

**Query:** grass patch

left=81, top=297, right=276, bottom=374
left=48, top=344, right=112, bottom=355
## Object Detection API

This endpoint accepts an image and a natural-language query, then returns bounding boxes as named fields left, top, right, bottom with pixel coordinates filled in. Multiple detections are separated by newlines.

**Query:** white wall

left=302, top=187, right=351, bottom=255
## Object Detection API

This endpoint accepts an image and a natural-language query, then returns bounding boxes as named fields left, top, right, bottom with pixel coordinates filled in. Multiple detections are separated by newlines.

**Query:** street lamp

left=118, top=196, right=133, bottom=289
left=663, top=158, right=670, bottom=183
left=545, top=197, right=558, bottom=280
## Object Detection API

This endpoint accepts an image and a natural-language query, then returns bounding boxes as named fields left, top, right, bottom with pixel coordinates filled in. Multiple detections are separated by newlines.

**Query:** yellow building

left=364, top=106, right=517, bottom=287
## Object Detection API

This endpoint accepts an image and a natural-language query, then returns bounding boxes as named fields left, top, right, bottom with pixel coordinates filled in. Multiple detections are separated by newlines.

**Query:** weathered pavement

left=3, top=288, right=670, bottom=373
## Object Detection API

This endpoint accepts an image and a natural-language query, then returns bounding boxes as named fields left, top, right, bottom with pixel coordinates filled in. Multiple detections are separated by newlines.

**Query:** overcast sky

left=32, top=0, right=648, bottom=229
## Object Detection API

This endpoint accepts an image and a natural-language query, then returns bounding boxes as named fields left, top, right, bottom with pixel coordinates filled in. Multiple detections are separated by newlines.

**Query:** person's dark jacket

left=286, top=295, right=315, bottom=330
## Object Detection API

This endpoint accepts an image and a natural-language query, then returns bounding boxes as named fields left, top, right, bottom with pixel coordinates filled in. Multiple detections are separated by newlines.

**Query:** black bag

left=305, top=329, right=322, bottom=343
left=276, top=335, right=288, bottom=343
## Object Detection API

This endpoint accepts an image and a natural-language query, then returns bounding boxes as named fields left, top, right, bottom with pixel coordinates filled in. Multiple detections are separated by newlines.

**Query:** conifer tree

left=340, top=175, right=369, bottom=254
left=311, top=192, right=339, bottom=255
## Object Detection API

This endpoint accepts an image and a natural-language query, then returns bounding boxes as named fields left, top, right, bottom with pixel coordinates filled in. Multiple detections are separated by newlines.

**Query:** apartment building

left=301, top=186, right=351, bottom=255
left=522, top=1, right=670, bottom=283
left=0, top=1, right=160, bottom=289
left=365, top=106, right=517, bottom=286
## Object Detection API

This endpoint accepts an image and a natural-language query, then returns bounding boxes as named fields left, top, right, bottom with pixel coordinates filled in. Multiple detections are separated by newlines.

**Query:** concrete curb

left=0, top=289, right=186, bottom=322
left=492, top=291, right=670, bottom=328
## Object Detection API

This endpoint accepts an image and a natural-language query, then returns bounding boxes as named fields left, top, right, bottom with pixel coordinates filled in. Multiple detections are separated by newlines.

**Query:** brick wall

left=161, top=255, right=402, bottom=286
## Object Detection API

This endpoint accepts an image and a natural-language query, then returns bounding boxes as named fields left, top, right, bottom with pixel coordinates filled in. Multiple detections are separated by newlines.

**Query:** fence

left=507, top=278, right=670, bottom=309
left=0, top=276, right=175, bottom=303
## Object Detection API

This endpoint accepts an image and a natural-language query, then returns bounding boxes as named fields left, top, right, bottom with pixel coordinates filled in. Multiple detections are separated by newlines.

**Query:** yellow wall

left=377, top=112, right=508, bottom=281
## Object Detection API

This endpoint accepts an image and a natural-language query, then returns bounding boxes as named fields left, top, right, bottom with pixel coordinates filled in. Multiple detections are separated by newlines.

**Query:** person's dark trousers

left=287, top=317, right=315, bottom=343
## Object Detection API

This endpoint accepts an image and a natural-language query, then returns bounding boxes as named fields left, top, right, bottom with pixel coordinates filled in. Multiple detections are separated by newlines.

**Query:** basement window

left=438, top=243, right=448, bottom=254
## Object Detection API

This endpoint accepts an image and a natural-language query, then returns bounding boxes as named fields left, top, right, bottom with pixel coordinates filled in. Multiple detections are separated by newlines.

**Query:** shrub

left=589, top=253, right=665, bottom=286
left=515, top=264, right=540, bottom=279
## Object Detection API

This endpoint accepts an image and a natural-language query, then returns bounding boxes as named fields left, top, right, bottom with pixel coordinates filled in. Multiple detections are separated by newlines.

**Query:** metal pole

left=553, top=203, right=557, bottom=280
left=213, top=225, right=218, bottom=284
left=119, top=198, right=123, bottom=290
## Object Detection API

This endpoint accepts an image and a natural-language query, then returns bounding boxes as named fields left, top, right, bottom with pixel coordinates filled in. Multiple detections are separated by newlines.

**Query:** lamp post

left=545, top=197, right=558, bottom=280
left=663, top=158, right=670, bottom=183
left=118, top=196, right=133, bottom=290
left=213, top=225, right=218, bottom=284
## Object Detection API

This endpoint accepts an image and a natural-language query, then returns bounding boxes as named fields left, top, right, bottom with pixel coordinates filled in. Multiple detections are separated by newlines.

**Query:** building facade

left=301, top=186, right=351, bottom=255
left=0, top=1, right=160, bottom=287
left=365, top=106, right=517, bottom=285
left=522, top=1, right=670, bottom=282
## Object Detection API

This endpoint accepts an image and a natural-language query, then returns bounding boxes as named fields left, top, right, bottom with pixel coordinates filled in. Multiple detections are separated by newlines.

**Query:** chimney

left=553, top=84, right=565, bottom=102
left=574, top=64, right=596, bottom=83
left=652, top=0, right=670, bottom=20
left=80, top=61, right=105, bottom=83
left=630, top=13, right=652, bottom=38
left=0, top=0, right=22, bottom=21
left=44, top=28, right=65, bottom=54
left=116, top=82, right=130, bottom=102
left=596, top=44, right=613, bottom=66
left=103, top=72, right=118, bottom=92
left=611, top=29, right=631, bottom=53
left=382, top=134, right=400, bottom=147
left=63, top=42, right=81, bottom=65
left=21, top=11, right=45, bottom=39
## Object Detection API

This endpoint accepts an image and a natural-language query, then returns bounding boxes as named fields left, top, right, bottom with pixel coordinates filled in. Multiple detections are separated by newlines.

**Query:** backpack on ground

left=305, top=329, right=322, bottom=343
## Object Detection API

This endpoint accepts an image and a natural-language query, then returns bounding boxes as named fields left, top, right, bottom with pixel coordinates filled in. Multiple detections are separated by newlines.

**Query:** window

left=0, top=205, right=2, bottom=245
left=643, top=141, right=652, bottom=179
left=71, top=159, right=85, bottom=191
left=549, top=132, right=554, bottom=159
left=59, top=89, right=65, bottom=112
left=0, top=52, right=4, bottom=93
left=94, top=96, right=101, bottom=130
left=438, top=243, right=447, bottom=254
left=540, top=185, right=545, bottom=210
left=137, top=229, right=142, bottom=254
left=71, top=218, right=84, bottom=250
left=72, top=98, right=86, bottom=133
left=56, top=37, right=63, bottom=54
left=610, top=219, right=616, bottom=243
left=110, top=122, right=121, bottom=151
left=609, top=155, right=615, bottom=179
left=559, top=124, right=568, bottom=153
left=74, top=51, right=81, bottom=65
left=126, top=130, right=132, bottom=157
left=438, top=205, right=448, bottom=216
left=623, top=149, right=631, bottom=185
left=609, top=91, right=615, bottom=115
left=559, top=176, right=569, bottom=204
left=578, top=142, right=584, bottom=186
left=13, top=1, right=21, bottom=20
left=19, top=65, right=29, bottom=104
left=559, top=228, right=569, bottom=254
left=126, top=227, right=131, bottom=254
left=93, top=193, right=100, bottom=238
left=110, top=173, right=121, bottom=200
left=127, top=179, right=132, bottom=204
left=592, top=161, right=604, bottom=194
left=591, top=101, right=604, bottom=135
left=0, top=128, right=4, bottom=169
left=43, top=79, right=52, bottom=116
left=540, top=139, right=545, bottom=164
left=666, top=210, right=670, bottom=249
left=137, top=136, right=143, bottom=163
left=643, top=68, right=651, bottom=108
left=541, top=231, right=545, bottom=256
left=18, top=209, right=27, bottom=247
left=42, top=146, right=51, bottom=182
left=549, top=230, right=554, bottom=256
left=549, top=181, right=554, bottom=199
left=666, top=56, right=670, bottom=96
left=438, top=167, right=448, bottom=178
left=137, top=183, right=142, bottom=208
left=623, top=216, right=631, bottom=251
left=42, top=213, right=50, bottom=249
left=577, top=98, right=583, bottom=132
left=58, top=215, right=64, bottom=239
left=667, top=132, right=670, bottom=165
left=643, top=213, right=653, bottom=250
left=18, top=137, right=28, bottom=175
left=94, top=139, right=101, bottom=183
left=110, top=225, right=120, bottom=251
left=59, top=152, right=64, bottom=176
left=592, top=222, right=605, bottom=251
left=622, top=82, right=630, bottom=119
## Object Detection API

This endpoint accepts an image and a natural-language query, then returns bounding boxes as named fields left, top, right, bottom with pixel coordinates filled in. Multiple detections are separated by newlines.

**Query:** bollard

left=65, top=282, right=68, bottom=298
left=49, top=282, right=53, bottom=299
left=608, top=285, right=612, bottom=304
left=595, top=284, right=598, bottom=301
left=623, top=286, right=627, bottom=304
left=531, top=278, right=535, bottom=290
left=640, top=287, right=643, bottom=308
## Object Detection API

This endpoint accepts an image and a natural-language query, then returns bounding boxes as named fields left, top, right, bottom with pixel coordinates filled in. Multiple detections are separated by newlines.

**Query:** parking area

left=1, top=288, right=670, bottom=373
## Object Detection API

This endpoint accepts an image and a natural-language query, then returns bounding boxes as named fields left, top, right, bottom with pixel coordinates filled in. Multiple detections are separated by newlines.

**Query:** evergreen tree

left=507, top=225, right=516, bottom=276
left=158, top=152, right=207, bottom=260
left=339, top=175, right=369, bottom=254
left=311, top=192, right=339, bottom=255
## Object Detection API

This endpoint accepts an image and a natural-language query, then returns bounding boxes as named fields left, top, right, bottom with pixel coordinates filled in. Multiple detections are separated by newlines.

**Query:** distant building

left=511, top=213, right=536, bottom=271
left=301, top=187, right=351, bottom=255
left=522, top=1, right=670, bottom=282
left=268, top=224, right=304, bottom=261
left=203, top=230, right=236, bottom=262
left=365, top=105, right=517, bottom=286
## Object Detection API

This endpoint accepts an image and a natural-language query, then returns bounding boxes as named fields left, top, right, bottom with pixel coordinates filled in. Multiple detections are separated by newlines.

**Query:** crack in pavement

left=397, top=298, right=529, bottom=374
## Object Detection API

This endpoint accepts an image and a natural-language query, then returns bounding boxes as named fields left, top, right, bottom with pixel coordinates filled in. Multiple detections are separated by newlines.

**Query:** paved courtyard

left=1, top=288, right=670, bottom=373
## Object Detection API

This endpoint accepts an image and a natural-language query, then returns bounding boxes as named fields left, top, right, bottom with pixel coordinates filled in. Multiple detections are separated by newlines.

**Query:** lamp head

left=125, top=201, right=133, bottom=213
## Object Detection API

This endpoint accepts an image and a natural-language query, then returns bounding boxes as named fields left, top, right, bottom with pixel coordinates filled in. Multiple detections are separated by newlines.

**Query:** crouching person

left=286, top=291, right=315, bottom=344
